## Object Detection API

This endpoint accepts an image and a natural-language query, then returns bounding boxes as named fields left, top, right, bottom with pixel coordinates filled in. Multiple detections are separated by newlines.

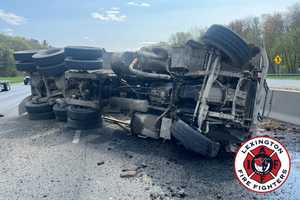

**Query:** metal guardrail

left=267, top=74, right=300, bottom=76
left=264, top=89, right=300, bottom=125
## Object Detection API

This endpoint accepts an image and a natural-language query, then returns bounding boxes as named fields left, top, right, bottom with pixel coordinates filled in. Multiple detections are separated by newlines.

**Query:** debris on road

left=121, top=164, right=139, bottom=172
left=0, top=114, right=299, bottom=199
left=259, top=120, right=287, bottom=131
left=120, top=170, right=138, bottom=178
left=120, top=163, right=148, bottom=178
left=216, top=193, right=222, bottom=199
left=150, top=192, right=165, bottom=200
left=167, top=186, right=187, bottom=198
left=120, top=164, right=140, bottom=178
left=97, top=161, right=105, bottom=166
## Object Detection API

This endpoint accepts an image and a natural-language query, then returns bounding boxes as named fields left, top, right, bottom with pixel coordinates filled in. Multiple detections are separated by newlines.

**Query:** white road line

left=72, top=130, right=81, bottom=144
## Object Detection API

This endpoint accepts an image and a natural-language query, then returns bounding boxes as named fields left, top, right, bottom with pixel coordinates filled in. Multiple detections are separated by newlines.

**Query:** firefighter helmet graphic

left=235, top=137, right=290, bottom=193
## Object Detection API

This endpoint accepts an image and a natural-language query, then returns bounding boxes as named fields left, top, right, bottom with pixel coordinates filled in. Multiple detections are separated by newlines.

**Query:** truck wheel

left=67, top=106, right=99, bottom=120
left=25, top=101, right=52, bottom=113
left=53, top=103, right=67, bottom=122
left=37, top=63, right=66, bottom=76
left=202, top=24, right=251, bottom=67
left=16, top=62, right=37, bottom=72
left=33, top=48, right=65, bottom=67
left=67, top=118, right=101, bottom=130
left=28, top=111, right=55, bottom=120
left=64, top=46, right=104, bottom=60
left=65, top=57, right=103, bottom=70
left=171, top=119, right=220, bottom=158
left=14, top=50, right=38, bottom=62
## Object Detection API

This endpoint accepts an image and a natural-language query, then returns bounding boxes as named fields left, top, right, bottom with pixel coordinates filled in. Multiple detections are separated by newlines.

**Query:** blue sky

left=0, top=0, right=299, bottom=51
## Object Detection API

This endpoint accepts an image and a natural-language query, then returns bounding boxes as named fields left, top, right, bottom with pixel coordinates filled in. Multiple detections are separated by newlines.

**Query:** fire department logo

left=234, top=136, right=290, bottom=193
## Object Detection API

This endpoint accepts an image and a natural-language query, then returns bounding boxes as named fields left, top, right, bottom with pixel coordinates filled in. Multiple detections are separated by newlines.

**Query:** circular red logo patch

left=234, top=136, right=291, bottom=193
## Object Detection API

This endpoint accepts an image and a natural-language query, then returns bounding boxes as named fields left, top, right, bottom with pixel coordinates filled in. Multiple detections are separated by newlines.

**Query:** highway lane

left=0, top=84, right=31, bottom=118
left=0, top=116, right=298, bottom=200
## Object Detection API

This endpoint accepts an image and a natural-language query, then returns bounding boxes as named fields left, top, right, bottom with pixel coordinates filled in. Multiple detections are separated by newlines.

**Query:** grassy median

left=0, top=76, right=23, bottom=84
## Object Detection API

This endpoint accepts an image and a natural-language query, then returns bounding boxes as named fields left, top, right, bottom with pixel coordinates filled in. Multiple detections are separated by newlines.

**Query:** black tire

left=33, top=48, right=65, bottom=67
left=67, top=105, right=99, bottom=120
left=171, top=119, right=220, bottom=157
left=64, top=46, right=104, bottom=60
left=53, top=104, right=67, bottom=122
left=25, top=101, right=52, bottom=113
left=28, top=111, right=55, bottom=120
left=67, top=118, right=101, bottom=130
left=111, top=52, right=136, bottom=76
left=65, top=57, right=103, bottom=70
left=16, top=61, right=37, bottom=72
left=13, top=50, right=38, bottom=62
left=37, top=63, right=66, bottom=76
left=202, top=24, right=251, bottom=67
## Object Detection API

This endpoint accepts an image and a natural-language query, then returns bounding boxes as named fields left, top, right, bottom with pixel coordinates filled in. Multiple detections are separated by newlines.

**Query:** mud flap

left=171, top=119, right=220, bottom=157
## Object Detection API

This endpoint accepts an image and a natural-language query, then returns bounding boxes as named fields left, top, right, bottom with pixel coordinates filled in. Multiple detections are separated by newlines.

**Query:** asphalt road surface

left=0, top=84, right=299, bottom=200
left=0, top=84, right=30, bottom=118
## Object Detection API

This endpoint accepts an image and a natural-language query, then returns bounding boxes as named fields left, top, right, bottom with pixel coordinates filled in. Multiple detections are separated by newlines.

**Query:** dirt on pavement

left=0, top=115, right=299, bottom=200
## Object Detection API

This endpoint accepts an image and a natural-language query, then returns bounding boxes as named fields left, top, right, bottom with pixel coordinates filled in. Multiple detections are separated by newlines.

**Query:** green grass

left=0, top=76, right=23, bottom=84
left=267, top=75, right=300, bottom=80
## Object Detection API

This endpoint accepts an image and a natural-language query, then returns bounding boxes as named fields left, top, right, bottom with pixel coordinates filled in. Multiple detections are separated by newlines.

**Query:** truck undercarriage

left=15, top=25, right=269, bottom=157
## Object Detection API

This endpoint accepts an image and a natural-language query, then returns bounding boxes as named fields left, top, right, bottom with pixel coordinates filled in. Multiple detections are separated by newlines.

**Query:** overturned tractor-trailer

left=16, top=25, right=270, bottom=157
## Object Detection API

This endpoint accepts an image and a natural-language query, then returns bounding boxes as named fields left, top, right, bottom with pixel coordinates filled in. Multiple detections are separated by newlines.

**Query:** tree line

left=0, top=34, right=47, bottom=76
left=169, top=2, right=300, bottom=74
left=1, top=2, right=299, bottom=76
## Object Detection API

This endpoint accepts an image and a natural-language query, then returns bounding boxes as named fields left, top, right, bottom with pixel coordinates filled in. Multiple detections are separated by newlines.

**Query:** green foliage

left=169, top=27, right=207, bottom=47
left=229, top=17, right=263, bottom=47
left=267, top=75, right=300, bottom=80
left=0, top=76, right=23, bottom=83
left=0, top=33, right=47, bottom=77
left=169, top=32, right=193, bottom=47
left=169, top=2, right=300, bottom=74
